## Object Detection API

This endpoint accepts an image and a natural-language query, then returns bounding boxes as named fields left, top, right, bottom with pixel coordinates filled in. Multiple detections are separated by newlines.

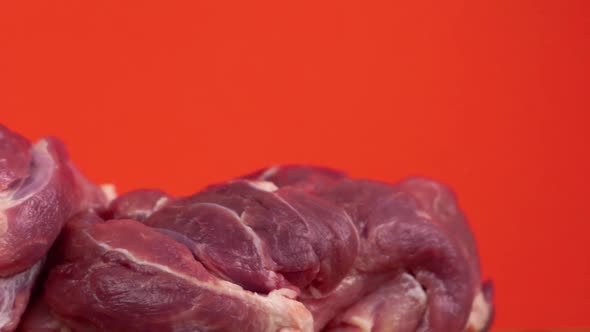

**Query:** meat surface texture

left=0, top=125, right=107, bottom=332
left=3, top=124, right=494, bottom=332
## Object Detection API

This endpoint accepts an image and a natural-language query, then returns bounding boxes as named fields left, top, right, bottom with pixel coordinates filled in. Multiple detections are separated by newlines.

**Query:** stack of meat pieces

left=1, top=124, right=494, bottom=332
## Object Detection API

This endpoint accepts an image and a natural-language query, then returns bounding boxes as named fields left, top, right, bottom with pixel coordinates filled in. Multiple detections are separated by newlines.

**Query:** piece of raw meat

left=146, top=179, right=359, bottom=294
left=20, top=164, right=493, bottom=332
left=0, top=125, right=108, bottom=332
left=26, top=212, right=313, bottom=332
left=257, top=166, right=494, bottom=331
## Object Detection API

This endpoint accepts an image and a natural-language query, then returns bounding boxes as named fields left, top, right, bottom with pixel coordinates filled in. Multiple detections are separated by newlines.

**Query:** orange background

left=1, top=1, right=589, bottom=330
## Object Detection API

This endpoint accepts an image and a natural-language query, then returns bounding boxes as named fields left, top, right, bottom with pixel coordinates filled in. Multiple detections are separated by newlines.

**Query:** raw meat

left=249, top=166, right=494, bottom=332
left=30, top=212, right=314, bottom=332
left=0, top=125, right=107, bottom=332
left=146, top=180, right=359, bottom=294
left=1, top=123, right=494, bottom=332
left=20, top=165, right=493, bottom=332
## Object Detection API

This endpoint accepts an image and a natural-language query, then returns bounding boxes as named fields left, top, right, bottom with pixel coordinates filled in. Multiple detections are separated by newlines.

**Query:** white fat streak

left=247, top=180, right=278, bottom=192
left=100, top=184, right=118, bottom=203
left=0, top=140, right=52, bottom=209
left=347, top=316, right=373, bottom=332
left=153, top=197, right=169, bottom=212
left=0, top=260, right=43, bottom=329
left=259, top=166, right=280, bottom=181
left=272, top=287, right=298, bottom=300
left=464, top=290, right=491, bottom=332
left=306, top=286, right=322, bottom=299
left=404, top=276, right=427, bottom=306
left=130, top=197, right=170, bottom=220
left=415, top=210, right=432, bottom=220
left=86, top=233, right=312, bottom=331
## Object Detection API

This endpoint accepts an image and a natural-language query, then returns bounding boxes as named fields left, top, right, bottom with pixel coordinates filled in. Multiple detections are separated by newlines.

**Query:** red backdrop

left=1, top=1, right=589, bottom=329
